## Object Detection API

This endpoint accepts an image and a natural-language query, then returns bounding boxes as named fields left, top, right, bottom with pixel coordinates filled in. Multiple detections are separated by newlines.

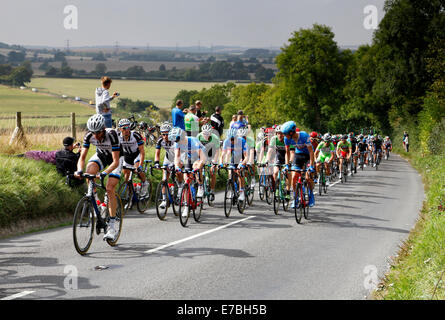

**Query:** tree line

left=173, top=0, right=444, bottom=150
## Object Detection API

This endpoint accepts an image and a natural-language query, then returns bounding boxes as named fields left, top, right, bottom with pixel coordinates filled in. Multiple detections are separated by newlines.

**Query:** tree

left=54, top=51, right=66, bottom=62
left=7, top=61, right=33, bottom=86
left=172, top=89, right=199, bottom=108
left=275, top=24, right=349, bottom=131
left=95, top=63, right=107, bottom=75
left=8, top=51, right=26, bottom=63
left=125, top=65, right=145, bottom=77
left=92, top=51, right=107, bottom=61
left=159, top=64, right=166, bottom=72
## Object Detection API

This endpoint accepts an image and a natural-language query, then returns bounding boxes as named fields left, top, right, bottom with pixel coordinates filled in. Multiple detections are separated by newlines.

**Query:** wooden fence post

left=9, top=111, right=27, bottom=146
left=71, top=112, right=76, bottom=139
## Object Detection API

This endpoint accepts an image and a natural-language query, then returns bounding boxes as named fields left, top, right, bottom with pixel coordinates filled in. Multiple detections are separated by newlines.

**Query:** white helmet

left=160, top=122, right=172, bottom=133
left=168, top=127, right=185, bottom=143
left=275, top=125, right=282, bottom=133
left=87, top=114, right=105, bottom=132
left=201, top=124, right=213, bottom=134
left=118, top=118, right=131, bottom=128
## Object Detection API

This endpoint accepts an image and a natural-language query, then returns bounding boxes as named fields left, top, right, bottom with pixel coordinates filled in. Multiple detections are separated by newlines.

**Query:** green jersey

left=336, top=140, right=352, bottom=152
left=316, top=141, right=335, bottom=156
left=197, top=132, right=220, bottom=159
left=184, top=113, right=199, bottom=133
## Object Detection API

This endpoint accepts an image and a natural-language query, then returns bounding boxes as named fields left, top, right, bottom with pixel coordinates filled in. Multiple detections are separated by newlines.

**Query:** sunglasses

left=121, top=126, right=130, bottom=130
left=162, top=133, right=169, bottom=136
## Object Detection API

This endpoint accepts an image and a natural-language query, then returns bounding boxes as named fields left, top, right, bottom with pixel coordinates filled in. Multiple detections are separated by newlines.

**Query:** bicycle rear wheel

left=273, top=180, right=280, bottom=215
left=73, top=196, right=95, bottom=256
left=155, top=181, right=168, bottom=220
left=265, top=176, right=273, bottom=205
left=105, top=195, right=123, bottom=247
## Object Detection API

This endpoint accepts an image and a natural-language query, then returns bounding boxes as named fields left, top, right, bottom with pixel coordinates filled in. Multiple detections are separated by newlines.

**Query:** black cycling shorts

left=293, top=153, right=310, bottom=170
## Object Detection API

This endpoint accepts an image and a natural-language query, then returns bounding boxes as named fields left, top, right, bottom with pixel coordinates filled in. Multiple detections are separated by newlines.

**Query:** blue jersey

left=230, top=120, right=247, bottom=129
left=284, top=131, right=312, bottom=154
left=172, top=107, right=185, bottom=130
left=174, top=136, right=205, bottom=163
left=223, top=137, right=247, bottom=164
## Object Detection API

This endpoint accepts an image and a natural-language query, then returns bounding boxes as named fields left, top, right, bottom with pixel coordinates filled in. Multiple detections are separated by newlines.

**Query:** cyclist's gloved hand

left=309, top=166, right=315, bottom=173
left=175, top=167, right=182, bottom=173
left=137, top=166, right=143, bottom=173
left=74, top=170, right=83, bottom=178
left=219, top=163, right=224, bottom=168
left=238, top=163, right=245, bottom=170
left=291, top=165, right=299, bottom=171
left=154, top=162, right=160, bottom=169
left=284, top=164, right=289, bottom=171
left=228, top=164, right=236, bottom=170
left=99, top=171, right=108, bottom=179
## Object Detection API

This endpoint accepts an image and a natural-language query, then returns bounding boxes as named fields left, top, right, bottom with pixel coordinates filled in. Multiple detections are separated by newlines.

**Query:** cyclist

left=197, top=124, right=221, bottom=199
left=169, top=127, right=207, bottom=217
left=372, top=135, right=384, bottom=166
left=75, top=114, right=123, bottom=241
left=237, top=127, right=256, bottom=189
left=282, top=121, right=316, bottom=208
left=348, top=133, right=359, bottom=174
left=154, top=122, right=176, bottom=209
left=266, top=125, right=292, bottom=198
left=220, top=127, right=249, bottom=202
left=357, top=134, right=369, bottom=167
left=383, top=136, right=392, bottom=158
left=314, top=133, right=335, bottom=186
left=336, top=134, right=352, bottom=180
left=117, top=119, right=150, bottom=197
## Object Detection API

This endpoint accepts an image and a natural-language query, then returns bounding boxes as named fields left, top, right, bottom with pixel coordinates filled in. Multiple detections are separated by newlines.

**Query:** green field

left=0, top=85, right=95, bottom=130
left=29, top=78, right=221, bottom=108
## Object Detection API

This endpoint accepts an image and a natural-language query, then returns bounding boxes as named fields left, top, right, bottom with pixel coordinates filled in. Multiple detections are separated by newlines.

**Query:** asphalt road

left=0, top=154, right=424, bottom=300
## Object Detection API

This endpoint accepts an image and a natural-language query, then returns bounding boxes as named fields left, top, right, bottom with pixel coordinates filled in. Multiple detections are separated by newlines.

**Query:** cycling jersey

left=222, top=137, right=247, bottom=164
left=156, top=137, right=175, bottom=165
left=118, top=131, right=144, bottom=165
left=358, top=141, right=368, bottom=152
left=284, top=131, right=312, bottom=154
left=184, top=113, right=199, bottom=136
left=197, top=132, right=220, bottom=160
left=373, top=139, right=383, bottom=150
left=83, top=128, right=121, bottom=167
left=315, top=141, right=335, bottom=164
left=175, top=136, right=205, bottom=165
left=348, top=137, right=358, bottom=153
left=269, top=135, right=287, bottom=164
left=336, top=140, right=352, bottom=152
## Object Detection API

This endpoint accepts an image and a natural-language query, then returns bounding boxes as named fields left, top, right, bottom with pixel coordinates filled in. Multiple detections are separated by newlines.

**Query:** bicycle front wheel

left=224, top=182, right=234, bottom=218
left=155, top=181, right=168, bottom=220
left=179, top=184, right=191, bottom=227
left=118, top=182, right=133, bottom=216
left=106, top=195, right=123, bottom=247
left=73, top=196, right=95, bottom=256
left=294, top=188, right=303, bottom=224
left=137, top=180, right=151, bottom=213
left=193, top=197, right=203, bottom=222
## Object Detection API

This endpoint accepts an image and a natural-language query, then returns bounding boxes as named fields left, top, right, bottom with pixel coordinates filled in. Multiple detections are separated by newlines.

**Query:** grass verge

left=373, top=149, right=445, bottom=300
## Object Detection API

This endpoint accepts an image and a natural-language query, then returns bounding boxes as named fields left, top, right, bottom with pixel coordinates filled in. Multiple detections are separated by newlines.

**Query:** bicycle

left=273, top=165, right=290, bottom=215
left=151, top=164, right=179, bottom=220
left=117, top=160, right=153, bottom=216
left=258, top=163, right=273, bottom=204
left=289, top=167, right=310, bottom=224
left=359, top=151, right=366, bottom=171
left=244, top=164, right=255, bottom=206
left=178, top=168, right=204, bottom=227
left=375, top=150, right=382, bottom=170
left=317, top=161, right=328, bottom=196
left=340, top=156, right=349, bottom=183
left=202, top=163, right=217, bottom=207
left=72, top=174, right=123, bottom=255
left=219, top=164, right=247, bottom=217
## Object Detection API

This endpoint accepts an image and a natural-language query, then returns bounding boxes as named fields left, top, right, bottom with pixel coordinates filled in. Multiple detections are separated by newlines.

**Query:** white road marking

left=145, top=216, right=256, bottom=254
left=1, top=291, right=35, bottom=300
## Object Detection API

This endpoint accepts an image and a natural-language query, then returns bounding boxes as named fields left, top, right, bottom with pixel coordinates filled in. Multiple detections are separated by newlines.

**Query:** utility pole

left=66, top=39, right=70, bottom=53
left=114, top=41, right=119, bottom=56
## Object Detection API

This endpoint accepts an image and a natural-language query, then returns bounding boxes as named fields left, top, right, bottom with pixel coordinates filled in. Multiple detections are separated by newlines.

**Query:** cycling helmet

left=168, top=127, right=185, bottom=143
left=341, top=134, right=348, bottom=140
left=323, top=133, right=331, bottom=142
left=385, top=136, right=389, bottom=140
left=160, top=122, right=172, bottom=133
left=201, top=124, right=213, bottom=134
left=281, top=121, right=297, bottom=135
left=378, top=135, right=382, bottom=140
left=275, top=125, right=282, bottom=133
left=310, top=131, right=318, bottom=138
left=129, top=121, right=137, bottom=130
left=118, top=118, right=131, bottom=128
left=87, top=114, right=106, bottom=132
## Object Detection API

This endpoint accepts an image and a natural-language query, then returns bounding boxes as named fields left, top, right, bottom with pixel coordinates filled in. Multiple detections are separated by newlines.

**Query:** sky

left=0, top=0, right=386, bottom=49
